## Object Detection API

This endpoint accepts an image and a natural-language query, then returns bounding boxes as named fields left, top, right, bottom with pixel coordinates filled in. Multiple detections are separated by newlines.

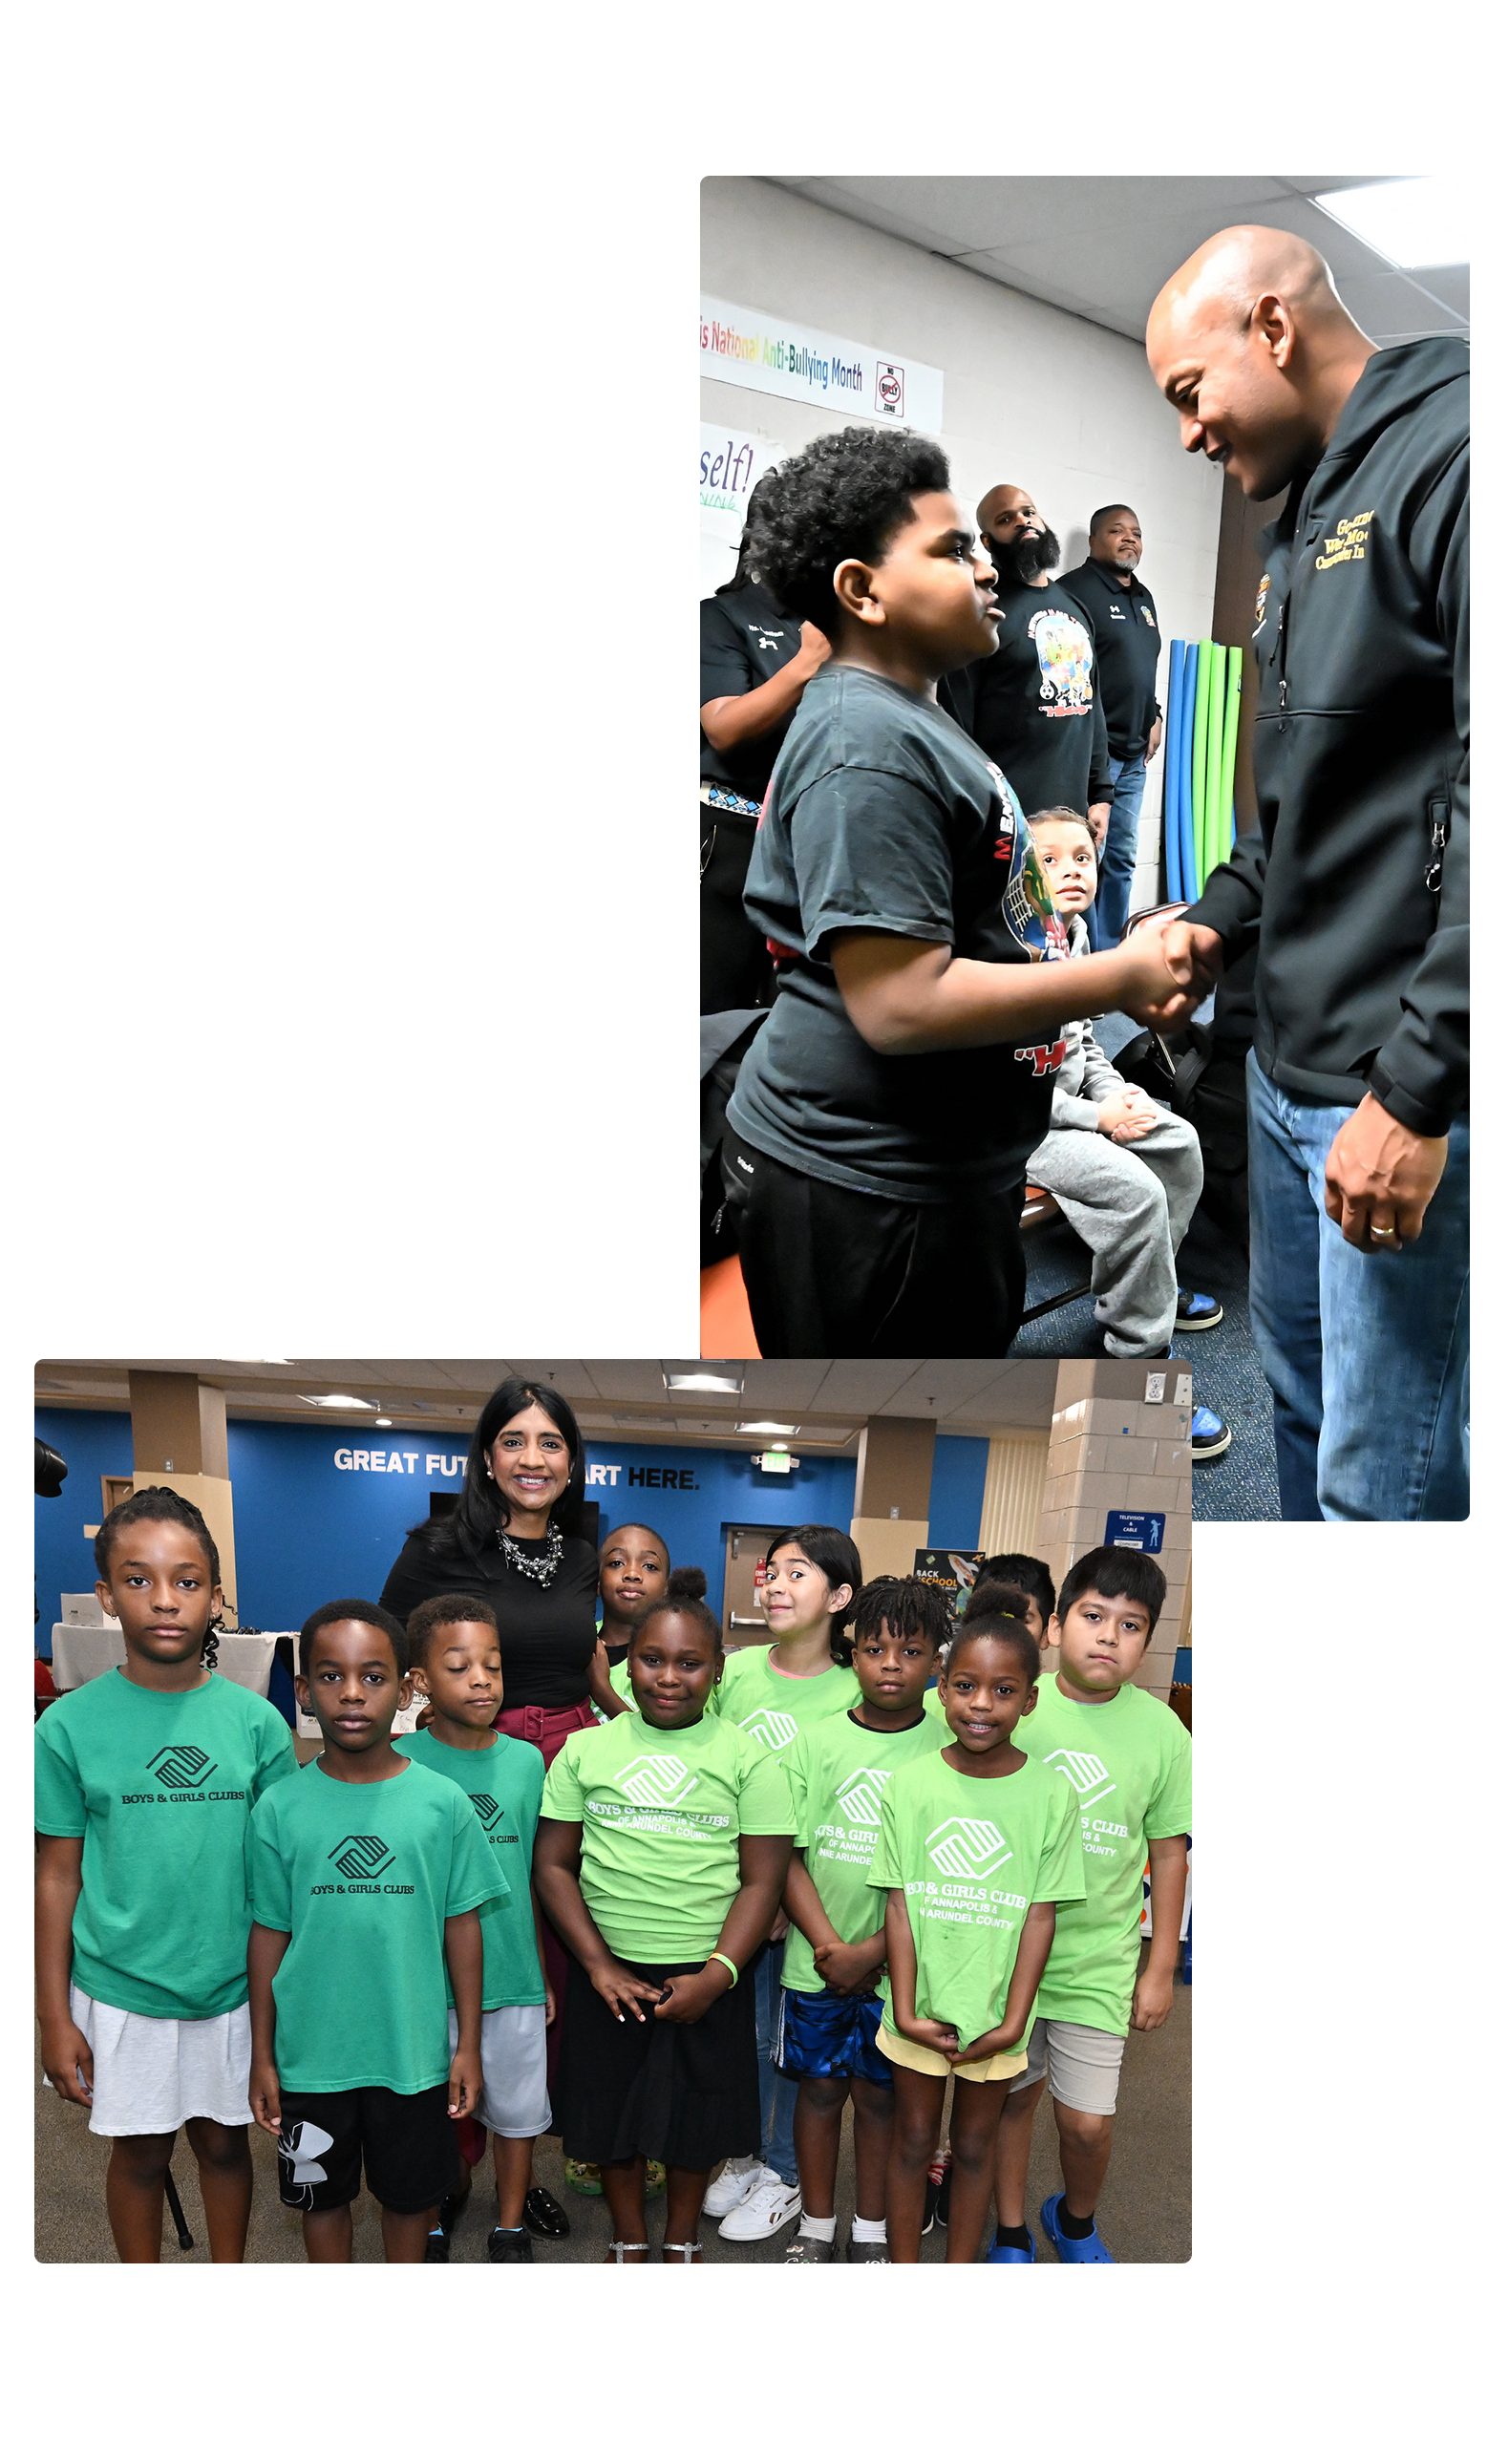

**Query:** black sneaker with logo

left=489, top=2225, right=534, bottom=2263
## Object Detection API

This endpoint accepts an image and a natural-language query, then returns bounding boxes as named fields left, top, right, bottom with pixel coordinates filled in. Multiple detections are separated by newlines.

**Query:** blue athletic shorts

left=776, top=1986, right=893, bottom=2087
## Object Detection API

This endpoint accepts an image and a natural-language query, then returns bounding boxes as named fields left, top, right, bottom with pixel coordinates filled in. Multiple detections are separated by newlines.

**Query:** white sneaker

left=717, top=2166, right=802, bottom=2242
left=701, top=2156, right=761, bottom=2218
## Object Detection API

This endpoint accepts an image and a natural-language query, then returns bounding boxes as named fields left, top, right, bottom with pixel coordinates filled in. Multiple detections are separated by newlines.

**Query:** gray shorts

left=1008, top=2015, right=1124, bottom=2116
left=447, top=2004, right=552, bottom=2138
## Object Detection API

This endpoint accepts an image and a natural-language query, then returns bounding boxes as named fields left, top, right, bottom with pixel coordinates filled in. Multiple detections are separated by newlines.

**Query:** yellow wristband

left=710, top=1952, right=738, bottom=1987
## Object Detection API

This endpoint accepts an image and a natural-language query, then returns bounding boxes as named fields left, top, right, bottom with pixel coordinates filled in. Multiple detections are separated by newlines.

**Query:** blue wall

left=35, top=1411, right=992, bottom=1648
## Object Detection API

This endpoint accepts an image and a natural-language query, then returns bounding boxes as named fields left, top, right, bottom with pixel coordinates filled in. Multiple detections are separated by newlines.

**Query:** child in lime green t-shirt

left=703, top=1523, right=861, bottom=2243
left=994, top=1543, right=1190, bottom=2265
left=35, top=1487, right=297, bottom=2264
left=535, top=1573, right=795, bottom=2262
left=869, top=1607, right=1084, bottom=2264
left=779, top=1575, right=953, bottom=2262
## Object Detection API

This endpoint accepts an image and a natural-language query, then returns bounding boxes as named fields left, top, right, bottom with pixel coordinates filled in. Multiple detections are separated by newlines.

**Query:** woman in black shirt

left=379, top=1375, right=615, bottom=2239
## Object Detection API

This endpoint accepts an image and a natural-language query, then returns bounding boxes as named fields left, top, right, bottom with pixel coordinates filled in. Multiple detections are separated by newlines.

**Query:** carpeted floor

left=1012, top=1009, right=1280, bottom=1520
left=33, top=1950, right=1189, bottom=2264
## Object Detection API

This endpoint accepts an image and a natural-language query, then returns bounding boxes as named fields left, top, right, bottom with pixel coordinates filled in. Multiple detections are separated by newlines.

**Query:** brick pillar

left=1034, top=1358, right=1191, bottom=1699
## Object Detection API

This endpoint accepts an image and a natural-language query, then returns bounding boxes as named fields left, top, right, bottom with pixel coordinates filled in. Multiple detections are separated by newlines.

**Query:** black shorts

left=729, top=1137, right=1028, bottom=1353
left=275, top=2083, right=455, bottom=2215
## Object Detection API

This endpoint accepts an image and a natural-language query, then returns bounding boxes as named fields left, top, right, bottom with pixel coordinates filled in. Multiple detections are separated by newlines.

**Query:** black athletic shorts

left=275, top=2082, right=455, bottom=2215
left=728, top=1137, right=1028, bottom=1354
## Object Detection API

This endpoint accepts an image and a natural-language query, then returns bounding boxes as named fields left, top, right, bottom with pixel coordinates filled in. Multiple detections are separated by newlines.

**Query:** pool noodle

left=1203, top=640, right=1225, bottom=893
left=1178, top=640, right=1199, bottom=905
left=1163, top=640, right=1185, bottom=901
left=1219, top=647, right=1242, bottom=866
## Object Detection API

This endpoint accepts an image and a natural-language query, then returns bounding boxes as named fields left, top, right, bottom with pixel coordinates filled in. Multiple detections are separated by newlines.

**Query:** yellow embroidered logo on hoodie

left=1315, top=511, right=1374, bottom=572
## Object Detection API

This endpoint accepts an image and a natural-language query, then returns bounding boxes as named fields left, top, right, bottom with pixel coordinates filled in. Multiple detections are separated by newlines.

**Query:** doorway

left=719, top=1523, right=786, bottom=1650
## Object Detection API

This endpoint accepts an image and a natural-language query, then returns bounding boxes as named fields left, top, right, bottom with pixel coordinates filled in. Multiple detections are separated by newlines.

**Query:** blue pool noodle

left=1163, top=641, right=1185, bottom=902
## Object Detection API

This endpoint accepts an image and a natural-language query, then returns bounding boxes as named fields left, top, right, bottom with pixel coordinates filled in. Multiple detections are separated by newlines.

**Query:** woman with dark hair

left=379, top=1376, right=617, bottom=2241
left=700, top=473, right=830, bottom=1013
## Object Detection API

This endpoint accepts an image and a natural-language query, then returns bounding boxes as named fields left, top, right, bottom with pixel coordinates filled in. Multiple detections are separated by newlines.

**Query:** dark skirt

left=557, top=1954, right=759, bottom=2174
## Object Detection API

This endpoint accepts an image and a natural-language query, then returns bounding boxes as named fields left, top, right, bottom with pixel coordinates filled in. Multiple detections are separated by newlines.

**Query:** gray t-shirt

left=727, top=665, right=1071, bottom=1204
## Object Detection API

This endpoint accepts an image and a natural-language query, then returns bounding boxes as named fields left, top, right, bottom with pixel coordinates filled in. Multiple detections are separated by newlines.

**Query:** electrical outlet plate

left=1144, top=1372, right=1166, bottom=1403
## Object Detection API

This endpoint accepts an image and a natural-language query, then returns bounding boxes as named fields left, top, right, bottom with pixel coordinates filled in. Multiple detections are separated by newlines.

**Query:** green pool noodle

left=1219, top=647, right=1242, bottom=866
left=1203, top=640, right=1225, bottom=891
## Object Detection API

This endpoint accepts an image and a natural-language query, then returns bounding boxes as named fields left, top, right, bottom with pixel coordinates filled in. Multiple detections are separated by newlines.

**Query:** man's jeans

left=753, top=1938, right=798, bottom=2186
left=1246, top=1052, right=1469, bottom=1519
left=1091, top=750, right=1146, bottom=948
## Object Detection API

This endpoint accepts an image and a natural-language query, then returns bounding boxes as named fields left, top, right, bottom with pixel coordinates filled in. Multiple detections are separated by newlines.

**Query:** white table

left=50, top=1627, right=279, bottom=1697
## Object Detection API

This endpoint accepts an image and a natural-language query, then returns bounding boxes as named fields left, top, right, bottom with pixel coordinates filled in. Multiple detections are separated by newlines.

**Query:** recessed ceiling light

left=736, top=1420, right=799, bottom=1435
left=299, top=1392, right=379, bottom=1412
left=1314, top=178, right=1470, bottom=269
left=223, top=1358, right=293, bottom=1364
left=375, top=1418, right=393, bottom=1427
left=665, top=1372, right=743, bottom=1394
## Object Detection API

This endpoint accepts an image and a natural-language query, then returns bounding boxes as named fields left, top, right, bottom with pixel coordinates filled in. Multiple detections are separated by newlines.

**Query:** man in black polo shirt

left=1059, top=507, right=1163, bottom=947
left=941, top=483, right=1114, bottom=835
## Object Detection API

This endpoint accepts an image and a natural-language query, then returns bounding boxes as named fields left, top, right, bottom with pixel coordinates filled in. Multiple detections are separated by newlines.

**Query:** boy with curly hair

left=723, top=424, right=1205, bottom=1353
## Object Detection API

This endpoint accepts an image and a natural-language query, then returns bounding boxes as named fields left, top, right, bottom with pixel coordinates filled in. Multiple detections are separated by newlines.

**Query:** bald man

left=939, top=483, right=1115, bottom=832
left=1143, top=225, right=1468, bottom=1519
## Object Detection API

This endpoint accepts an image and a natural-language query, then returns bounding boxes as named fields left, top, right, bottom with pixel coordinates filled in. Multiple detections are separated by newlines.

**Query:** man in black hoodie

left=941, top=484, right=1115, bottom=833
left=1144, top=225, right=1468, bottom=1520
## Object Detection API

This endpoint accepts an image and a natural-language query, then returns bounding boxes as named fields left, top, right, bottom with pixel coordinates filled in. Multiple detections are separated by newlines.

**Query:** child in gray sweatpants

left=1027, top=810, right=1208, bottom=1357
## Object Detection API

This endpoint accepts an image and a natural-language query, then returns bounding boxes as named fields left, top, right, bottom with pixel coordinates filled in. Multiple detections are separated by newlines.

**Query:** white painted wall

left=701, top=177, right=1225, bottom=914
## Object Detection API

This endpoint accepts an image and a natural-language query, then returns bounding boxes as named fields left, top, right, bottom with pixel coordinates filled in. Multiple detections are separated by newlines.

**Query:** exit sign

left=1105, top=1510, right=1164, bottom=1553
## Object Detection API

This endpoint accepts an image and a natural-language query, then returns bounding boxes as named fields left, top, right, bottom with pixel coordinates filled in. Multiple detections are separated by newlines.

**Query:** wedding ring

left=1369, top=1220, right=1396, bottom=1240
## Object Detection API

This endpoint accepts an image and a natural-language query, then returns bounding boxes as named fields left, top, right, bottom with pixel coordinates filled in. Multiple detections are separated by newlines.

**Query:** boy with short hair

left=1024, top=807, right=1218, bottom=1362
left=724, top=424, right=1205, bottom=1354
left=246, top=1598, right=499, bottom=2264
left=991, top=1544, right=1191, bottom=2265
left=401, top=1594, right=554, bottom=2263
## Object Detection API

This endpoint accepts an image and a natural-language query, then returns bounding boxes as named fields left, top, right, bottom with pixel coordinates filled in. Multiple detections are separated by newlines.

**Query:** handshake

left=1114, top=911, right=1224, bottom=1032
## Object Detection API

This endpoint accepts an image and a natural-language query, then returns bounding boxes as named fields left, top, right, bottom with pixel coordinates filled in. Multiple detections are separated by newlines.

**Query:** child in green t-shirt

left=778, top=1576, right=952, bottom=2264
left=246, top=1599, right=499, bottom=2264
left=705, top=1523, right=861, bottom=2244
left=535, top=1571, right=795, bottom=2262
left=34, top=1487, right=296, bottom=2263
left=869, top=1608, right=1085, bottom=2263
left=401, top=1594, right=553, bottom=2265
left=994, top=1544, right=1191, bottom=2264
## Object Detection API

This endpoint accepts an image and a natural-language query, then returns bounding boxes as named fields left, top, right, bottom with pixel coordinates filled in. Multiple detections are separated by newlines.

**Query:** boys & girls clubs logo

left=740, top=1707, right=798, bottom=1754
left=925, top=1816, right=1014, bottom=1880
left=614, top=1753, right=700, bottom=1810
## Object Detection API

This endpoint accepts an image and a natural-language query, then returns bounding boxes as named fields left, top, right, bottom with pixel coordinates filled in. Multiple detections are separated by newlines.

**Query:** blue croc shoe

left=1040, top=2195, right=1115, bottom=2263
left=1190, top=1405, right=1231, bottom=1462
left=986, top=2230, right=1035, bottom=2263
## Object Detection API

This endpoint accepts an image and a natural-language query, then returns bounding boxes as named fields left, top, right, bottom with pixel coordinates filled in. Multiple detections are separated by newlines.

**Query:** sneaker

left=783, top=2233, right=836, bottom=2262
left=1175, top=1288, right=1223, bottom=1330
left=844, top=2238, right=890, bottom=2262
left=1191, top=1405, right=1232, bottom=1461
left=701, top=2155, right=761, bottom=2218
left=488, top=2225, right=533, bottom=2263
left=522, top=2184, right=570, bottom=2239
left=717, top=2167, right=802, bottom=2242
left=423, top=2226, right=450, bottom=2263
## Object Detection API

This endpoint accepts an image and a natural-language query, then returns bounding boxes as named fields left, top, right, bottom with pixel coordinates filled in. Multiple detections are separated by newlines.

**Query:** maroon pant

left=456, top=1697, right=597, bottom=2166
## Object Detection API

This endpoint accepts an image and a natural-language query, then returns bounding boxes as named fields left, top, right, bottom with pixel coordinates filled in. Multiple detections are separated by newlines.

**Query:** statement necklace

left=496, top=1520, right=563, bottom=1585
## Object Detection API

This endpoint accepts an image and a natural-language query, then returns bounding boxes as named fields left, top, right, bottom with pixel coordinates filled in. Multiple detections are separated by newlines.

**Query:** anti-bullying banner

left=700, top=424, right=784, bottom=551
left=701, top=295, right=945, bottom=432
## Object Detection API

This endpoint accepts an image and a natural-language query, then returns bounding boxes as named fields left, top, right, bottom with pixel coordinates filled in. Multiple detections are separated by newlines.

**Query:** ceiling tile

left=1334, top=267, right=1468, bottom=338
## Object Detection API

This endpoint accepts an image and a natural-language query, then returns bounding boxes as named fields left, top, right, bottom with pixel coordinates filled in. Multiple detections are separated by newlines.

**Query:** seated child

left=994, top=1544, right=1191, bottom=2265
left=869, top=1606, right=1084, bottom=2264
left=704, top=1526, right=861, bottom=2244
left=34, top=1487, right=297, bottom=2262
left=724, top=424, right=1206, bottom=1355
left=1025, top=806, right=1219, bottom=1358
left=401, top=1595, right=554, bottom=2264
left=246, top=1598, right=499, bottom=2263
left=534, top=1570, right=795, bottom=2263
left=778, top=1575, right=952, bottom=2263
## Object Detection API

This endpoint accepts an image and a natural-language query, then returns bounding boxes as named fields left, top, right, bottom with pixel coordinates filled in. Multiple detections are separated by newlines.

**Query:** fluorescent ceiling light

left=737, top=1420, right=799, bottom=1435
left=299, top=1392, right=379, bottom=1411
left=665, top=1372, right=743, bottom=1393
left=1314, top=178, right=1470, bottom=267
left=375, top=1418, right=393, bottom=1427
